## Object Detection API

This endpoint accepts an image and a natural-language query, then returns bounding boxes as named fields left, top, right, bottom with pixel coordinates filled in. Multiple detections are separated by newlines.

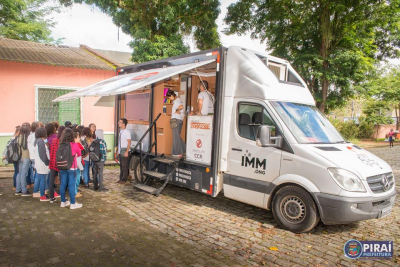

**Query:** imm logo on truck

left=241, top=151, right=266, bottom=174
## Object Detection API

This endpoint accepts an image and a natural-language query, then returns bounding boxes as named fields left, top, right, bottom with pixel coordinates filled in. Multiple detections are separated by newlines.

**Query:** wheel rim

left=280, top=195, right=306, bottom=224
left=135, top=163, right=146, bottom=184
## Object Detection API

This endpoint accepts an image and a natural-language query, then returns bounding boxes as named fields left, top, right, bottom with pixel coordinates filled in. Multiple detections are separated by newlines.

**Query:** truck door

left=225, top=100, right=282, bottom=208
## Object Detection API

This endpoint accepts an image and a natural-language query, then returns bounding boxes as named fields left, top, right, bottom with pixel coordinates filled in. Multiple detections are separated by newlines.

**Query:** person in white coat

left=34, top=127, right=50, bottom=202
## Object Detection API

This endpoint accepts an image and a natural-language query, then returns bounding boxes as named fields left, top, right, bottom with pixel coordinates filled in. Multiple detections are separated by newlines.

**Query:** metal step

left=152, top=157, right=179, bottom=165
left=143, top=171, right=167, bottom=180
left=134, top=184, right=158, bottom=194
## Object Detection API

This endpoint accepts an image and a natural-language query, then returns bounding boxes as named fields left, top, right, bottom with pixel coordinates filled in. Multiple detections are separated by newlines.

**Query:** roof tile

left=0, top=38, right=115, bottom=70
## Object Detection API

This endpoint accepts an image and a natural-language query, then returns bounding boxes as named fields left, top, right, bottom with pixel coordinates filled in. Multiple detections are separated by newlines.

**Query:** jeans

left=83, top=160, right=90, bottom=185
left=16, top=158, right=30, bottom=193
left=93, top=161, right=104, bottom=190
left=37, top=173, right=47, bottom=196
left=30, top=160, right=36, bottom=185
left=49, top=169, right=57, bottom=199
left=75, top=170, right=81, bottom=195
left=13, top=163, right=19, bottom=188
left=60, top=169, right=77, bottom=204
left=26, top=160, right=32, bottom=185
left=33, top=172, right=40, bottom=193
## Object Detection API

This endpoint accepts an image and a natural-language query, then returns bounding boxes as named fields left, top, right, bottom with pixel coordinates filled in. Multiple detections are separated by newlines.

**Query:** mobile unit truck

left=55, top=46, right=396, bottom=232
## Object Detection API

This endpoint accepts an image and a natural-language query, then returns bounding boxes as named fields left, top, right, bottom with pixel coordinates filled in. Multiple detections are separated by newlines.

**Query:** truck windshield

left=270, top=101, right=346, bottom=144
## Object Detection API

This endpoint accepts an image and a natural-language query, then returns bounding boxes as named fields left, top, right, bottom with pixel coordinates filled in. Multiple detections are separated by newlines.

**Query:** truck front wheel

left=272, top=185, right=320, bottom=233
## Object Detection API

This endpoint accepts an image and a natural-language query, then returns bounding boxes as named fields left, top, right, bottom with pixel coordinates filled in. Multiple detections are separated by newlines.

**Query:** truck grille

left=366, top=173, right=394, bottom=193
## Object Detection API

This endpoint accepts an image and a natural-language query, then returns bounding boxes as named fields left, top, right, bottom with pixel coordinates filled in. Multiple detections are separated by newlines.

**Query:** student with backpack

left=73, top=130, right=84, bottom=198
left=29, top=122, right=41, bottom=197
left=2, top=126, right=20, bottom=191
left=48, top=126, right=64, bottom=203
left=57, top=128, right=82, bottom=209
left=91, top=129, right=107, bottom=191
left=34, top=127, right=51, bottom=201
left=81, top=127, right=92, bottom=188
left=15, top=123, right=31, bottom=196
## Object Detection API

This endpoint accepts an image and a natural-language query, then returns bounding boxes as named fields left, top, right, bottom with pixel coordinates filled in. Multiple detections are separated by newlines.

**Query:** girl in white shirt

left=166, top=90, right=186, bottom=157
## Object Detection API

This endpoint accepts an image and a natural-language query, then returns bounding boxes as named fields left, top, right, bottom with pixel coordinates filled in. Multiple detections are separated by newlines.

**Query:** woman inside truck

left=166, top=90, right=186, bottom=157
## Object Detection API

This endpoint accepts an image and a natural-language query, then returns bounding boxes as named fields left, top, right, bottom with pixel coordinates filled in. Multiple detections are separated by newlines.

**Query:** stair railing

left=130, top=113, right=162, bottom=182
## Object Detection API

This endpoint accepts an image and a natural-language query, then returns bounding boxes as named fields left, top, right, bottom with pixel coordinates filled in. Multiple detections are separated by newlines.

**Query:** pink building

left=0, top=38, right=124, bottom=163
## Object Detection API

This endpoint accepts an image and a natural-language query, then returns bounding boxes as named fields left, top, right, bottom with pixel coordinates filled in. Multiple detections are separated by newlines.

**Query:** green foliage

left=59, top=0, right=221, bottom=62
left=130, top=34, right=189, bottom=63
left=0, top=0, right=59, bottom=43
left=356, top=117, right=376, bottom=139
left=363, top=100, right=394, bottom=125
left=330, top=119, right=358, bottom=139
left=224, top=0, right=400, bottom=113
left=330, top=117, right=375, bottom=140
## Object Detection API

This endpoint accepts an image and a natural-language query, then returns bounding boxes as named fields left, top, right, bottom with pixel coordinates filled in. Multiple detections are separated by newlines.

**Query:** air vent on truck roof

left=315, top=147, right=341, bottom=151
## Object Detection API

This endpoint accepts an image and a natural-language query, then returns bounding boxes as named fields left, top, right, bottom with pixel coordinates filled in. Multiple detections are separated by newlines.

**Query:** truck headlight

left=328, top=168, right=366, bottom=192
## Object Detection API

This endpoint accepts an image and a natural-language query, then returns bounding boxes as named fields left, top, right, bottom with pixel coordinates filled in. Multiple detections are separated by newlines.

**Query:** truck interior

left=116, top=60, right=218, bottom=158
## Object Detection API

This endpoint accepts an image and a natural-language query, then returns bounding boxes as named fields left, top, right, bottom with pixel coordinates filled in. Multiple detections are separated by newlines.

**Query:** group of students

left=2, top=121, right=108, bottom=210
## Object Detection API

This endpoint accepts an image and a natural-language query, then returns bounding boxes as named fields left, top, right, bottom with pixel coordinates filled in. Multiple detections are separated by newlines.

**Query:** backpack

left=6, top=138, right=21, bottom=164
left=56, top=142, right=73, bottom=170
left=89, top=140, right=101, bottom=162
left=81, top=138, right=89, bottom=157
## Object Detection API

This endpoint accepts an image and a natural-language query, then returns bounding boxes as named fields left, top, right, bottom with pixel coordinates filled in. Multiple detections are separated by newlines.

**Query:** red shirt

left=49, top=138, right=59, bottom=171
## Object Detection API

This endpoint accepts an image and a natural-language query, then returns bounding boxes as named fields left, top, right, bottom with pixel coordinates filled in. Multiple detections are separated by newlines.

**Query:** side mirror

left=256, top=125, right=282, bottom=148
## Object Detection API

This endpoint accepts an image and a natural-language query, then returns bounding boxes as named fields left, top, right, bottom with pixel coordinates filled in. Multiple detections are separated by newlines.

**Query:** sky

left=49, top=0, right=267, bottom=53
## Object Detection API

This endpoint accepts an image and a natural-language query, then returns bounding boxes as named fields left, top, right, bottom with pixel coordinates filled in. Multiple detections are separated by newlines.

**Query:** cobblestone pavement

left=1, top=145, right=399, bottom=266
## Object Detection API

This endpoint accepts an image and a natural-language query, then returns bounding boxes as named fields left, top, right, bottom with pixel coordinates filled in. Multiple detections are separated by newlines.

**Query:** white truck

left=55, top=46, right=396, bottom=232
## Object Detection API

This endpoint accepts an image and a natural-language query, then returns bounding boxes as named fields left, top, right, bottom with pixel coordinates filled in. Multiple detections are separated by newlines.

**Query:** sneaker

left=60, top=201, right=71, bottom=208
left=70, top=203, right=83, bottom=210
left=32, top=192, right=40, bottom=198
left=75, top=192, right=82, bottom=198
left=40, top=195, right=50, bottom=202
left=15, top=191, right=22, bottom=195
left=21, top=192, right=32, bottom=197
left=50, top=198, right=57, bottom=203
left=54, top=191, right=61, bottom=198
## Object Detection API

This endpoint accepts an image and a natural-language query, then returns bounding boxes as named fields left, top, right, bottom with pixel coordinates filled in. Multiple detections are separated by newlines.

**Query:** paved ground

left=0, top=144, right=399, bottom=266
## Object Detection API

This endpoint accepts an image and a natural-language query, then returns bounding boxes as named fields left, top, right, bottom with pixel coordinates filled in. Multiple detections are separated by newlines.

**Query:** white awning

left=53, top=59, right=215, bottom=102
left=94, top=95, right=115, bottom=107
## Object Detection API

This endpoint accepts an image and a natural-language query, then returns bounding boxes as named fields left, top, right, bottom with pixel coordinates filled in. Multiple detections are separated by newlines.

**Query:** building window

left=37, top=87, right=81, bottom=124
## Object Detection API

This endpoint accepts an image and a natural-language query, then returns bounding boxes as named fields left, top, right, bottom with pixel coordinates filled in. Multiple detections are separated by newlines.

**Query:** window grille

left=37, top=88, right=80, bottom=124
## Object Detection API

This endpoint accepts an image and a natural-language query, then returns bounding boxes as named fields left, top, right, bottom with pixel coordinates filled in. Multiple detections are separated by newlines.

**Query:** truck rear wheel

left=272, top=185, right=320, bottom=233
left=130, top=156, right=146, bottom=184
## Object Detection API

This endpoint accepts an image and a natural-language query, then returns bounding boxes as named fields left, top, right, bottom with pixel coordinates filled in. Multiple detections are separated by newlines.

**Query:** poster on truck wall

left=186, top=115, right=213, bottom=165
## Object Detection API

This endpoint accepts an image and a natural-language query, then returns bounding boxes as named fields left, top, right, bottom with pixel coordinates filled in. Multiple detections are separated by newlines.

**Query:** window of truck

left=257, top=55, right=303, bottom=86
left=270, top=101, right=345, bottom=144
left=238, top=103, right=277, bottom=141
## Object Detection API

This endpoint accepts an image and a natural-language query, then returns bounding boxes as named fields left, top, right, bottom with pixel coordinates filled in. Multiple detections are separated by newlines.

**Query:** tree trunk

left=320, top=66, right=329, bottom=113
left=318, top=3, right=331, bottom=113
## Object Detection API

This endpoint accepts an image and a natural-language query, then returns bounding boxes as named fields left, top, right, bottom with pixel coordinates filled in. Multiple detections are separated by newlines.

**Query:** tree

left=224, top=0, right=400, bottom=113
left=0, top=0, right=59, bottom=43
left=363, top=65, right=400, bottom=129
left=363, top=99, right=393, bottom=138
left=59, top=0, right=221, bottom=63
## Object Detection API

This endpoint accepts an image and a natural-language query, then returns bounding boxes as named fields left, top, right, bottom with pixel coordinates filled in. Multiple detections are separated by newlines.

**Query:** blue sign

left=344, top=240, right=393, bottom=259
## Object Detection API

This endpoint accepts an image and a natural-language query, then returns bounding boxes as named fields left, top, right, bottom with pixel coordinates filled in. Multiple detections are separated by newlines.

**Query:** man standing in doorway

left=117, top=118, right=131, bottom=184
left=190, top=80, right=214, bottom=116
